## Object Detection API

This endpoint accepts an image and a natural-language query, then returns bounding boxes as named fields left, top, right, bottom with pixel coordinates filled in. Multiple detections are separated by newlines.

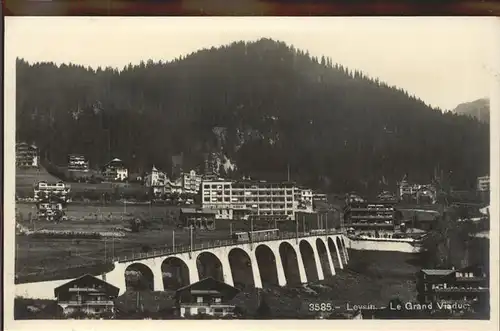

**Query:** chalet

left=312, top=193, right=327, bottom=202
left=179, top=208, right=217, bottom=230
left=398, top=180, right=437, bottom=204
left=294, top=187, right=314, bottom=213
left=54, top=274, right=119, bottom=317
left=166, top=178, right=184, bottom=194
left=68, top=154, right=90, bottom=172
left=36, top=201, right=65, bottom=222
left=33, top=181, right=71, bottom=203
left=16, top=142, right=39, bottom=168
left=102, top=158, right=128, bottom=182
left=416, top=265, right=489, bottom=313
left=175, top=277, right=240, bottom=318
left=477, top=175, right=490, bottom=192
left=144, top=165, right=168, bottom=196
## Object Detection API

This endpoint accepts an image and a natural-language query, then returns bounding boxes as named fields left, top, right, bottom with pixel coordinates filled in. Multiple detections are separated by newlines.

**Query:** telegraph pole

left=295, top=215, right=299, bottom=244
left=172, top=230, right=175, bottom=250
left=190, top=226, right=193, bottom=255
left=249, top=216, right=254, bottom=250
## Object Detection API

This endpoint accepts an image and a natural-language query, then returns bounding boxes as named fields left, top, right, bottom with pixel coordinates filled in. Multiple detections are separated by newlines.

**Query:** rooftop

left=176, top=277, right=240, bottom=301
left=54, top=274, right=119, bottom=297
left=421, top=269, right=454, bottom=276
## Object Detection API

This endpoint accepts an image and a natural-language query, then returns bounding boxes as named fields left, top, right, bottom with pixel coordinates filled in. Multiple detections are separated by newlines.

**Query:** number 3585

left=308, top=303, right=333, bottom=312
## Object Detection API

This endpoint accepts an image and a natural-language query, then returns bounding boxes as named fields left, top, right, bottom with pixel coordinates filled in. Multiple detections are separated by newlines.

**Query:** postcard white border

left=3, top=16, right=500, bottom=331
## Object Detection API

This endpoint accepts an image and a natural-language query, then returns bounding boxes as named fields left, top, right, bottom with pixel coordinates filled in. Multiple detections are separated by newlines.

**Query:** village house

left=16, top=142, right=39, bottom=168
left=181, top=169, right=203, bottom=194
left=312, top=192, right=327, bottom=202
left=68, top=154, right=90, bottom=172
left=33, top=181, right=70, bottom=222
left=54, top=274, right=119, bottom=317
left=294, top=187, right=314, bottom=213
left=175, top=277, right=240, bottom=318
left=144, top=165, right=168, bottom=196
left=34, top=181, right=71, bottom=203
left=416, top=265, right=489, bottom=313
left=166, top=177, right=184, bottom=194
left=398, top=179, right=437, bottom=204
left=179, top=208, right=217, bottom=230
left=102, top=158, right=128, bottom=182
left=477, top=175, right=490, bottom=192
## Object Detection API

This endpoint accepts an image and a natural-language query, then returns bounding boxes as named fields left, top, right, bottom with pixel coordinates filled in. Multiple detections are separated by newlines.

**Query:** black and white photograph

left=4, top=16, right=499, bottom=325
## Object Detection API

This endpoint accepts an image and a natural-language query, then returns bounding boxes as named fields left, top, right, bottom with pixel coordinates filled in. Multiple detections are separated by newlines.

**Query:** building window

left=197, top=297, right=203, bottom=303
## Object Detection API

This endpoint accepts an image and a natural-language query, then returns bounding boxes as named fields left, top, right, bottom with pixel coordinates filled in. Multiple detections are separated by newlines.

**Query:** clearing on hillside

left=16, top=166, right=63, bottom=189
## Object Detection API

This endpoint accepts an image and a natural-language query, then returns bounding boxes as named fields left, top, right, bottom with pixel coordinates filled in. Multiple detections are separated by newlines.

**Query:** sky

left=5, top=16, right=500, bottom=111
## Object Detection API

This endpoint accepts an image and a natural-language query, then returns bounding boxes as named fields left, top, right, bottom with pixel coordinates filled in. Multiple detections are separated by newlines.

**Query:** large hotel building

left=201, top=179, right=313, bottom=220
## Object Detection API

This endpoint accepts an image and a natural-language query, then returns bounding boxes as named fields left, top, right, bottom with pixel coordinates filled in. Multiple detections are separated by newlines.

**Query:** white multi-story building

left=477, top=175, right=490, bottom=192
left=145, top=165, right=168, bottom=195
left=182, top=170, right=202, bottom=194
left=201, top=179, right=311, bottom=220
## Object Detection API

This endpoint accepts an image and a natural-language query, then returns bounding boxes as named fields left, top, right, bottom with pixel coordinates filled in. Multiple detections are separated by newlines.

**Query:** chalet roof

left=54, top=274, right=119, bottom=297
left=102, top=158, right=126, bottom=169
left=421, top=269, right=454, bottom=276
left=16, top=142, right=38, bottom=149
left=480, top=206, right=489, bottom=215
left=176, top=277, right=239, bottom=300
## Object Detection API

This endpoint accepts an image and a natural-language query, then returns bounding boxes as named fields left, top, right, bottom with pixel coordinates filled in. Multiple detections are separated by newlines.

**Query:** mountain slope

left=15, top=38, right=489, bottom=192
left=452, top=98, right=489, bottom=123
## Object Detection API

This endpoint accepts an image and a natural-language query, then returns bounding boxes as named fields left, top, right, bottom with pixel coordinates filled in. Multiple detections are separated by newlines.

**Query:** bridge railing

left=114, top=229, right=342, bottom=263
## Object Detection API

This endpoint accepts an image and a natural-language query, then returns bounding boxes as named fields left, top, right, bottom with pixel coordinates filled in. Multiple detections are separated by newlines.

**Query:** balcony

left=350, top=215, right=393, bottom=220
left=59, top=300, right=114, bottom=306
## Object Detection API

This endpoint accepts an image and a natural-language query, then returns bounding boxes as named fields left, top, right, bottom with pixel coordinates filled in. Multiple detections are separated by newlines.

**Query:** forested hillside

left=16, top=38, right=489, bottom=193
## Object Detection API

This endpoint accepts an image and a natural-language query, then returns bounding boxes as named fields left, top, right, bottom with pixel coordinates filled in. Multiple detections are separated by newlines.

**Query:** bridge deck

left=115, top=229, right=344, bottom=263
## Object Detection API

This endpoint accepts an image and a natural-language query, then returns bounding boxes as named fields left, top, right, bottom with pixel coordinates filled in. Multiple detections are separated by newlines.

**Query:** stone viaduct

left=104, top=232, right=349, bottom=294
